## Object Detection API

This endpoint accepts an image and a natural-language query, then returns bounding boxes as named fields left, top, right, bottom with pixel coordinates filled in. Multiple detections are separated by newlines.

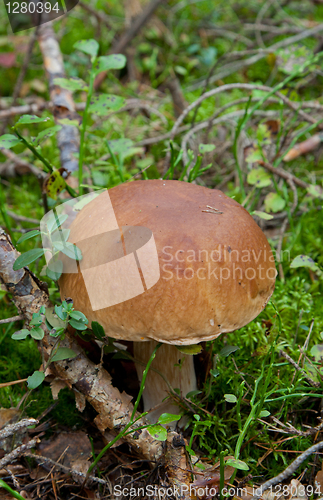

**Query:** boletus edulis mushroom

left=57, top=180, right=277, bottom=423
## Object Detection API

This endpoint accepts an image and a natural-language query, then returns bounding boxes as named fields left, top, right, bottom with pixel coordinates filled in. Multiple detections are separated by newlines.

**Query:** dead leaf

left=38, top=431, right=92, bottom=474
left=74, top=390, right=86, bottom=412
left=50, top=378, right=68, bottom=400
left=0, top=407, right=20, bottom=429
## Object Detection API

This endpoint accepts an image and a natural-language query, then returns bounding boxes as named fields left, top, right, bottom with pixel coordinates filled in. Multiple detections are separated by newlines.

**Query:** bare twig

left=0, top=378, right=28, bottom=389
left=7, top=211, right=40, bottom=225
left=0, top=315, right=23, bottom=325
left=38, top=23, right=80, bottom=174
left=187, top=24, right=323, bottom=91
left=0, top=438, right=39, bottom=470
left=0, top=228, right=163, bottom=463
left=251, top=440, right=323, bottom=500
left=261, top=161, right=309, bottom=190
left=0, top=149, right=46, bottom=179
left=23, top=452, right=110, bottom=486
left=279, top=350, right=319, bottom=387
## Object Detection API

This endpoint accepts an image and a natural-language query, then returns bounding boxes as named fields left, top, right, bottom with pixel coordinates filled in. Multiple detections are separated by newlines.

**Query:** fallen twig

left=0, top=228, right=163, bottom=463
left=38, top=23, right=80, bottom=174
left=0, top=438, right=39, bottom=470
left=187, top=24, right=323, bottom=91
left=251, top=440, right=323, bottom=499
left=0, top=419, right=38, bottom=440
left=279, top=350, right=319, bottom=388
left=0, top=315, right=23, bottom=325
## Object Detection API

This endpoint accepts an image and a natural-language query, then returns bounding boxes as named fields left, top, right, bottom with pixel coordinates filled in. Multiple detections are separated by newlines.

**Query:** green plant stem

left=85, top=342, right=161, bottom=479
left=0, top=479, right=26, bottom=500
left=219, top=449, right=227, bottom=500
left=79, top=68, right=96, bottom=196
left=14, top=129, right=53, bottom=173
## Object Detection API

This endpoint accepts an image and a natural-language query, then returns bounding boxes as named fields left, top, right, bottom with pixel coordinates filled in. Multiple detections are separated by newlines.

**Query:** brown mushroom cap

left=59, top=180, right=276, bottom=345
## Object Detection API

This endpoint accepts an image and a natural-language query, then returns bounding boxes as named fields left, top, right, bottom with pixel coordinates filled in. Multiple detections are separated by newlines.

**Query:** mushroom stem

left=133, top=341, right=197, bottom=424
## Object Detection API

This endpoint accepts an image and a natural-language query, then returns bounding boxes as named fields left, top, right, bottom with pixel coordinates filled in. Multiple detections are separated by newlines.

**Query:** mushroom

left=58, top=180, right=276, bottom=422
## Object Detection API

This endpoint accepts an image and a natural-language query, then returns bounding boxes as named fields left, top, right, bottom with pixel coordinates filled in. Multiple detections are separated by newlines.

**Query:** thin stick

left=0, top=379, right=28, bottom=389
left=0, top=418, right=38, bottom=440
left=0, top=438, right=39, bottom=470
left=251, top=440, right=323, bottom=499
left=279, top=350, right=319, bottom=388
left=187, top=24, right=323, bottom=91
left=0, top=315, right=23, bottom=325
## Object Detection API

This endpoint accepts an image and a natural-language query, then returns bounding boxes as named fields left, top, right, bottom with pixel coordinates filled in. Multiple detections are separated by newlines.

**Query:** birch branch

left=0, top=228, right=163, bottom=462
left=37, top=23, right=80, bottom=174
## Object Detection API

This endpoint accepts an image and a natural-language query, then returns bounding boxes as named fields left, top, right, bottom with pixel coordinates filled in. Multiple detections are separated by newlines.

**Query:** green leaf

left=290, top=254, right=319, bottom=271
left=46, top=259, right=63, bottom=281
left=107, top=138, right=133, bottom=156
left=55, top=304, right=67, bottom=321
left=46, top=212, right=68, bottom=233
left=16, top=115, right=50, bottom=125
left=186, top=390, right=202, bottom=398
left=44, top=170, right=66, bottom=200
left=74, top=39, right=99, bottom=58
left=199, top=143, right=216, bottom=154
left=307, top=184, right=323, bottom=200
left=259, top=410, right=271, bottom=417
left=27, top=370, right=45, bottom=389
left=93, top=54, right=127, bottom=75
left=69, top=311, right=88, bottom=323
left=310, top=344, right=323, bottom=363
left=219, top=345, right=239, bottom=357
left=264, top=192, right=286, bottom=213
left=158, top=413, right=181, bottom=425
left=51, top=228, right=70, bottom=243
left=30, top=313, right=43, bottom=327
left=53, top=241, right=82, bottom=261
left=30, top=327, right=44, bottom=340
left=147, top=424, right=168, bottom=441
left=210, top=369, right=220, bottom=378
left=253, top=211, right=274, bottom=220
left=89, top=94, right=125, bottom=115
left=69, top=318, right=88, bottom=331
left=51, top=347, right=77, bottom=362
left=176, top=344, right=202, bottom=355
left=91, top=321, right=105, bottom=340
left=247, top=167, right=272, bottom=188
left=224, top=394, right=237, bottom=403
left=226, top=458, right=249, bottom=471
left=12, top=329, right=30, bottom=340
left=53, top=77, right=88, bottom=92
left=13, top=248, right=45, bottom=270
left=16, top=230, right=40, bottom=245
left=33, top=125, right=62, bottom=147
left=0, top=134, right=21, bottom=149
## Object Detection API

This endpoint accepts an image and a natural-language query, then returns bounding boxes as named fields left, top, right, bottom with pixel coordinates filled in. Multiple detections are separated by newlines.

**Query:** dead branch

left=0, top=438, right=39, bottom=470
left=0, top=315, right=23, bottom=324
left=37, top=23, right=80, bottom=174
left=23, top=452, right=109, bottom=486
left=187, top=23, right=323, bottom=91
left=0, top=419, right=38, bottom=440
left=0, top=228, right=163, bottom=463
left=251, top=440, right=323, bottom=500
left=0, top=149, right=46, bottom=179
left=279, top=350, right=319, bottom=387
